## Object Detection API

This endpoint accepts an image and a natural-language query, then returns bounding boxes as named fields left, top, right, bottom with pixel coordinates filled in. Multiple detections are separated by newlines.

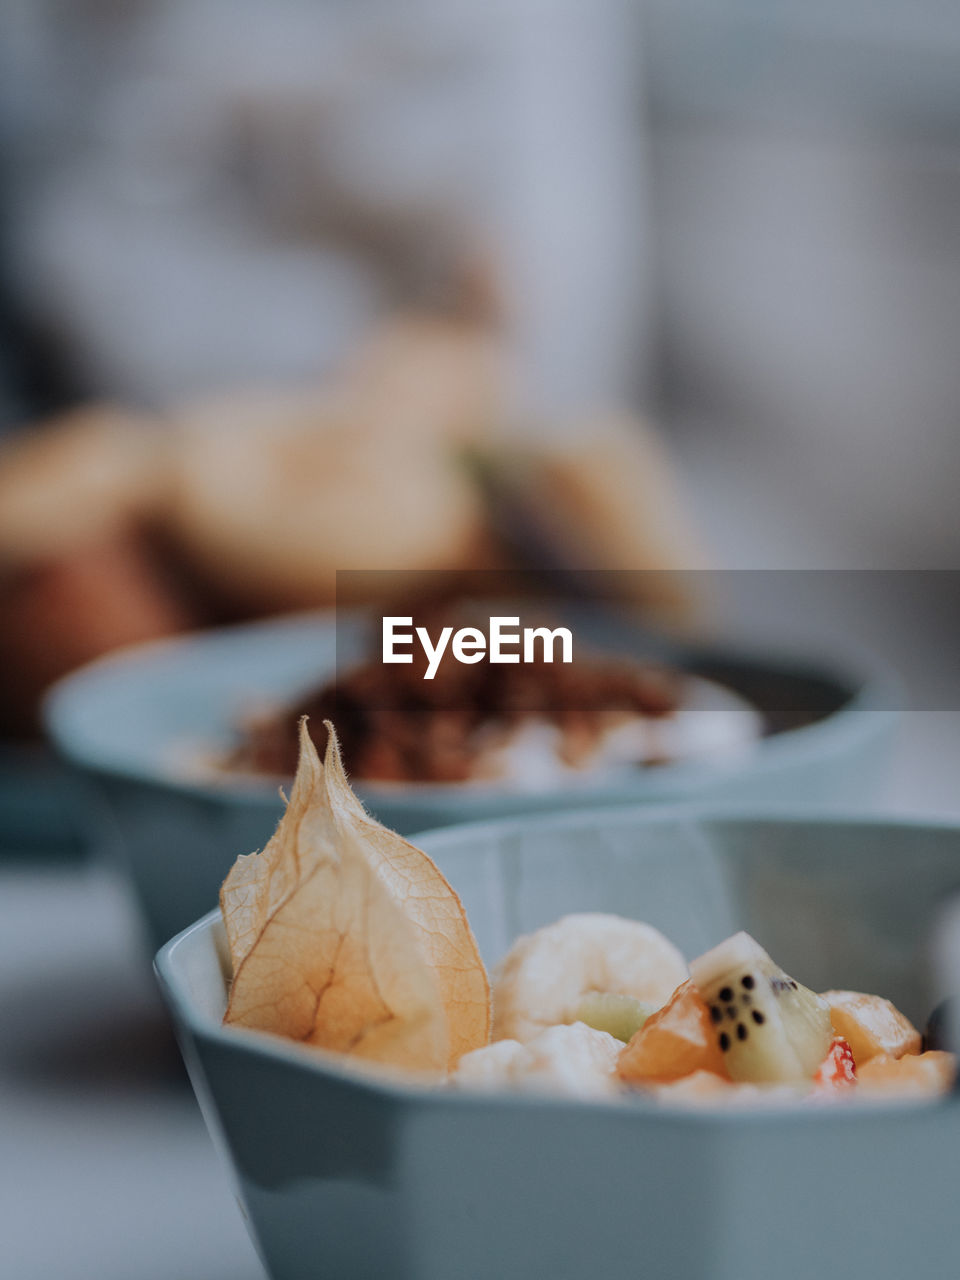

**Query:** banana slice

left=454, top=1022, right=622, bottom=1099
left=492, top=913, right=687, bottom=1044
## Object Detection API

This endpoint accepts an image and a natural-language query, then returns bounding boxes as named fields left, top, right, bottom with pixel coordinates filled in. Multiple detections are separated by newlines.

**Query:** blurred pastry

left=483, top=415, right=708, bottom=630
left=0, top=404, right=168, bottom=564
left=337, top=310, right=506, bottom=446
left=166, top=389, right=492, bottom=613
left=0, top=315, right=710, bottom=732
left=0, top=405, right=201, bottom=735
left=0, top=536, right=196, bottom=736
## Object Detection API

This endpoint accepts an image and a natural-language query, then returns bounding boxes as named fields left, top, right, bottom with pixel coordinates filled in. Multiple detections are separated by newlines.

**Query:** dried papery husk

left=221, top=720, right=490, bottom=1073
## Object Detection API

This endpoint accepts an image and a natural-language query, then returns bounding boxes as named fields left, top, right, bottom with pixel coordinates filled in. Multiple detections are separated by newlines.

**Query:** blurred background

left=3, top=0, right=960, bottom=569
left=2, top=1, right=960, bottom=731
left=2, top=3, right=960, bottom=1277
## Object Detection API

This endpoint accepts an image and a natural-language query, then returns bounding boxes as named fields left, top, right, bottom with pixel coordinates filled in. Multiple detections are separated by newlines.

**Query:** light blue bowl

left=45, top=612, right=897, bottom=947
left=156, top=810, right=960, bottom=1280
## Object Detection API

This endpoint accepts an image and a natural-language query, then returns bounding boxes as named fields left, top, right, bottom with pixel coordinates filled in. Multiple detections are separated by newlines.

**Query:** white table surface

left=0, top=861, right=267, bottom=1280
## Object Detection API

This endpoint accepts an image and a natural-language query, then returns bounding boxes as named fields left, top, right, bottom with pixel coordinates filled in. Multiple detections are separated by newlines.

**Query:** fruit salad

left=455, top=918, right=955, bottom=1107
left=218, top=719, right=955, bottom=1108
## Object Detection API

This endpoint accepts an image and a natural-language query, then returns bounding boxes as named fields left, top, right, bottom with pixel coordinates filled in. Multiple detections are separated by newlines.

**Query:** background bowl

left=46, top=611, right=897, bottom=947
left=157, top=808, right=960, bottom=1280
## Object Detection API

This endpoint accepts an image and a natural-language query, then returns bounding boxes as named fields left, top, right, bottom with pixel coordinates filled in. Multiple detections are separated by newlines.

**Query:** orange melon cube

left=618, top=980, right=729, bottom=1085
left=648, top=1070, right=734, bottom=1105
left=821, top=990, right=920, bottom=1064
left=857, top=1050, right=956, bottom=1097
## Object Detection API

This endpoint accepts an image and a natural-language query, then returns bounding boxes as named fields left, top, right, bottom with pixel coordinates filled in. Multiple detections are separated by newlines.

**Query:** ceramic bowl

left=156, top=808, right=960, bottom=1280
left=46, top=612, right=896, bottom=946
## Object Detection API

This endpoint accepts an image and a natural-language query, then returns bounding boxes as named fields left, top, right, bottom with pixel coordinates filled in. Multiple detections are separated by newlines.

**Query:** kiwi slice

left=689, top=932, right=832, bottom=1084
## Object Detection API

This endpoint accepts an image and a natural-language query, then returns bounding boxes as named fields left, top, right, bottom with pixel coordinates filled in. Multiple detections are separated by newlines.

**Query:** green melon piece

left=570, top=992, right=655, bottom=1043
left=689, top=932, right=831, bottom=1084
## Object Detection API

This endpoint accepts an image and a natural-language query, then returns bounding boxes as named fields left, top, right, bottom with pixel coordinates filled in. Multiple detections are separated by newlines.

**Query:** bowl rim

left=44, top=611, right=900, bottom=809
left=155, top=806, right=960, bottom=1130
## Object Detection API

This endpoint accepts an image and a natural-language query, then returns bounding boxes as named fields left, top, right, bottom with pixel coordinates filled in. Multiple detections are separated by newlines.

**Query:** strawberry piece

left=814, top=1035, right=857, bottom=1088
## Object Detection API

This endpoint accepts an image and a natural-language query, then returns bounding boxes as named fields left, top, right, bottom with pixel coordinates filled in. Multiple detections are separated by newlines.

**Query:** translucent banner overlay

left=332, top=568, right=960, bottom=709
left=224, top=569, right=960, bottom=790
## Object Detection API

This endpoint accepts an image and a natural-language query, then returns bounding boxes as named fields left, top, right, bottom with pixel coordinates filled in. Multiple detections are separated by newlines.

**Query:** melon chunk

left=618, top=981, right=728, bottom=1084
left=648, top=1070, right=733, bottom=1103
left=857, top=1050, right=956, bottom=1098
left=650, top=1071, right=807, bottom=1110
left=821, top=990, right=920, bottom=1064
left=689, top=932, right=832, bottom=1084
left=572, top=992, right=654, bottom=1044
